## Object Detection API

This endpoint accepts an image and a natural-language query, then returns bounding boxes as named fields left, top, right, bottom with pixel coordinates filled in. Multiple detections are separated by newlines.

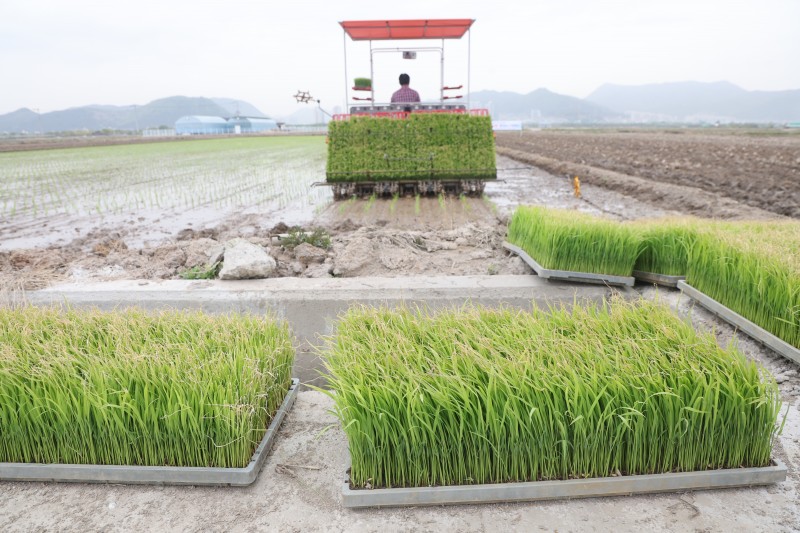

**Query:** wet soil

left=1, top=130, right=794, bottom=292
left=1, top=131, right=799, bottom=532
left=496, top=129, right=800, bottom=218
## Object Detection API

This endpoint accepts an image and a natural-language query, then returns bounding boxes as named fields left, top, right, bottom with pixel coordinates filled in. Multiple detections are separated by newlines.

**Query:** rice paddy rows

left=0, top=136, right=328, bottom=220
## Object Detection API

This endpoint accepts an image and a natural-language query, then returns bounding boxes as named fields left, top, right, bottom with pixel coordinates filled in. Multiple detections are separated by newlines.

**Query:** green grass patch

left=0, top=307, right=294, bottom=468
left=326, top=114, right=496, bottom=182
left=179, top=261, right=222, bottom=280
left=687, top=220, right=800, bottom=348
left=281, top=227, right=332, bottom=251
left=508, top=206, right=639, bottom=276
left=325, top=300, right=781, bottom=489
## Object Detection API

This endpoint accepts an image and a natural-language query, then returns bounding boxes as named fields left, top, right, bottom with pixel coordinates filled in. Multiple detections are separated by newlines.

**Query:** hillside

left=468, top=88, right=617, bottom=122
left=0, top=96, right=267, bottom=133
left=587, top=81, right=800, bottom=122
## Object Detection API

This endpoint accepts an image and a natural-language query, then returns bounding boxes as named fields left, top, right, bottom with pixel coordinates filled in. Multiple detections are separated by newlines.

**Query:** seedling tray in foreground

left=632, top=270, right=685, bottom=288
left=342, top=460, right=786, bottom=508
left=0, top=379, right=299, bottom=486
left=678, top=281, right=800, bottom=365
left=504, top=242, right=635, bottom=287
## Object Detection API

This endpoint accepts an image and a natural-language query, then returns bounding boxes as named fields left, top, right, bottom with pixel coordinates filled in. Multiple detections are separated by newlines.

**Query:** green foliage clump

left=326, top=114, right=496, bottom=182
left=0, top=307, right=294, bottom=468
left=687, top=220, right=800, bottom=348
left=179, top=261, right=222, bottom=280
left=507, top=206, right=639, bottom=276
left=281, top=226, right=332, bottom=250
left=326, top=300, right=781, bottom=489
left=632, top=218, right=699, bottom=276
left=354, top=77, right=372, bottom=88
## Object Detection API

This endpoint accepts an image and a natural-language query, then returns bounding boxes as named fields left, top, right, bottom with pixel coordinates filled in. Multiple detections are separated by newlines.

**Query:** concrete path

left=24, top=275, right=625, bottom=384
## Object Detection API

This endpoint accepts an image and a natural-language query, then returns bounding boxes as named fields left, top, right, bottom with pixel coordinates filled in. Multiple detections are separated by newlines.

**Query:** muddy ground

left=1, top=131, right=800, bottom=531
left=4, top=128, right=795, bottom=293
left=496, top=129, right=800, bottom=218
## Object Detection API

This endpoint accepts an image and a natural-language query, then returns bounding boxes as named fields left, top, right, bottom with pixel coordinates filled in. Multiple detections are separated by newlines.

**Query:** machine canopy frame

left=340, top=19, right=474, bottom=41
left=340, top=19, right=475, bottom=108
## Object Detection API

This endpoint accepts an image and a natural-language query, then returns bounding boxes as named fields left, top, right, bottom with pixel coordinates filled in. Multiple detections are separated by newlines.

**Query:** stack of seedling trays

left=631, top=218, right=698, bottom=287
left=505, top=206, right=636, bottom=287
left=326, top=113, right=497, bottom=182
left=0, top=307, right=297, bottom=486
left=679, top=220, right=800, bottom=365
left=326, top=301, right=786, bottom=508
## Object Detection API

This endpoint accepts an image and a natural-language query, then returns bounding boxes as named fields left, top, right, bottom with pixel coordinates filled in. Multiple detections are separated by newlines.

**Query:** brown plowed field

left=497, top=129, right=800, bottom=218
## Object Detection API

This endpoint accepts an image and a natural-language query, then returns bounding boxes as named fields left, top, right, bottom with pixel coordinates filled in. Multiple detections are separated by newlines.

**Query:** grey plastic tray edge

left=503, top=242, right=635, bottom=287
left=342, top=459, right=786, bottom=508
left=0, top=378, right=299, bottom=486
left=678, top=281, right=800, bottom=365
left=632, top=270, right=685, bottom=288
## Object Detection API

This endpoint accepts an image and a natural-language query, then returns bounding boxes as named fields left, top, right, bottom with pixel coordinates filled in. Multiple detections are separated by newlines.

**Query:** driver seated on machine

left=391, top=73, right=421, bottom=111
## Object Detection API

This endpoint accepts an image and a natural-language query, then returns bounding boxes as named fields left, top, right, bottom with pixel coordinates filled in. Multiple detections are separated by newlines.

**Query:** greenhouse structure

left=175, top=115, right=278, bottom=135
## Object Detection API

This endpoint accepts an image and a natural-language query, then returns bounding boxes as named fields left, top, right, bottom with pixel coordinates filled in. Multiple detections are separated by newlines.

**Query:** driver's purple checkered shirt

left=391, top=86, right=421, bottom=103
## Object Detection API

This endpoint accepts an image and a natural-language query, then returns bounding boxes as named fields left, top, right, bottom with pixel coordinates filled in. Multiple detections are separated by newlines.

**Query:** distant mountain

left=586, top=81, right=800, bottom=122
left=211, top=98, right=266, bottom=118
left=0, top=96, right=268, bottom=133
left=468, top=88, right=619, bottom=122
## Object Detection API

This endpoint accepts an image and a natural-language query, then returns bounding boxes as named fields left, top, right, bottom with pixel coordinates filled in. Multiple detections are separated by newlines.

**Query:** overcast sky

left=1, top=0, right=798, bottom=117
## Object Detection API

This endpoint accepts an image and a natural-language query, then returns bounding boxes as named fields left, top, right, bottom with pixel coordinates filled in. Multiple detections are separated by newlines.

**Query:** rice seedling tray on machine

left=632, top=270, right=685, bottom=288
left=341, top=460, right=787, bottom=508
left=503, top=242, right=635, bottom=287
left=678, top=281, right=800, bottom=365
left=0, top=379, right=299, bottom=486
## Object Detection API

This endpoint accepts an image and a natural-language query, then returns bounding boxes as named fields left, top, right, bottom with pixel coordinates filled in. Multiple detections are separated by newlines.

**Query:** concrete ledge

left=22, top=276, right=631, bottom=384
left=679, top=281, right=800, bottom=365
left=343, top=460, right=787, bottom=508
left=503, top=243, right=636, bottom=287
left=632, top=270, right=685, bottom=288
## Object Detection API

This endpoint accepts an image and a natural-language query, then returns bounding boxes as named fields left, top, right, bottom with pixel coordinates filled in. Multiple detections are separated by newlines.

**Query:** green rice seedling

left=338, top=195, right=357, bottom=214
left=482, top=193, right=497, bottom=214
left=363, top=193, right=377, bottom=213
left=460, top=193, right=472, bottom=213
left=414, top=194, right=421, bottom=215
left=688, top=219, right=800, bottom=348
left=325, top=299, right=781, bottom=489
left=0, top=306, right=294, bottom=468
left=389, top=193, right=399, bottom=214
left=631, top=217, right=699, bottom=276
left=507, top=206, right=640, bottom=276
left=438, top=193, right=446, bottom=212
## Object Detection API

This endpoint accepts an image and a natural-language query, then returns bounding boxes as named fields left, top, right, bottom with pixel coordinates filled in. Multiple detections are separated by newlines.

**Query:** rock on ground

left=293, top=243, right=327, bottom=265
left=182, top=238, right=224, bottom=269
left=219, top=238, right=276, bottom=280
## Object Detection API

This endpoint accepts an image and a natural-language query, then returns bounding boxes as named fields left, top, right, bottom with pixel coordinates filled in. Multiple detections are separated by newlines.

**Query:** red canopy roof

left=340, top=19, right=474, bottom=41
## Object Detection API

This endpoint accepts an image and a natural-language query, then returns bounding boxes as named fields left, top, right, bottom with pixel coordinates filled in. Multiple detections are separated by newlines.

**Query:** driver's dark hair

left=399, top=73, right=410, bottom=85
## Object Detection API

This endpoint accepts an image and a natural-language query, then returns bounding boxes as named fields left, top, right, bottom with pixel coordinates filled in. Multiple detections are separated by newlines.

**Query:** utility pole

left=32, top=108, right=44, bottom=134
left=133, top=105, right=140, bottom=132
